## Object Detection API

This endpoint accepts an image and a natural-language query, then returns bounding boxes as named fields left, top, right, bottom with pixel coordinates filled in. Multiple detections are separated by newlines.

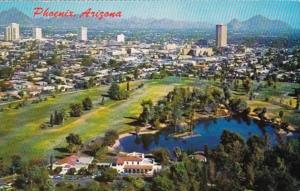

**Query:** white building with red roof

left=52, top=155, right=94, bottom=175
left=110, top=152, right=162, bottom=176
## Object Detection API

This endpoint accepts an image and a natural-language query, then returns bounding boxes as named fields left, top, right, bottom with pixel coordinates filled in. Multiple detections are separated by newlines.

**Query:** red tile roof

left=55, top=155, right=79, bottom=166
left=116, top=156, right=143, bottom=165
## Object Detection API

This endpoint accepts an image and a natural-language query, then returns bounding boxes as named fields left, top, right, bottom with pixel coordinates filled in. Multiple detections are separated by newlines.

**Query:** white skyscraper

left=4, top=27, right=11, bottom=41
left=4, top=23, right=20, bottom=41
left=79, top=27, right=88, bottom=41
left=116, top=34, right=125, bottom=43
left=33, top=27, right=42, bottom=40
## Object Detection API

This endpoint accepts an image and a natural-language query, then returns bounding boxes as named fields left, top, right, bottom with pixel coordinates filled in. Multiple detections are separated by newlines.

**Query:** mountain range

left=0, top=8, right=294, bottom=33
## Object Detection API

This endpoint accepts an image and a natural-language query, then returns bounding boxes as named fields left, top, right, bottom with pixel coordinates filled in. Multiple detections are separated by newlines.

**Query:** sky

left=0, top=0, right=299, bottom=28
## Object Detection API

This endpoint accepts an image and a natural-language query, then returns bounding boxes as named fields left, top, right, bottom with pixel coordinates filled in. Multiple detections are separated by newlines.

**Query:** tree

left=228, top=99, right=248, bottom=114
left=95, top=146, right=108, bottom=160
left=11, top=155, right=22, bottom=174
left=223, top=85, right=231, bottom=102
left=66, top=133, right=82, bottom=146
left=0, top=66, right=14, bottom=79
left=254, top=168, right=275, bottom=191
left=152, top=148, right=170, bottom=165
left=258, top=107, right=267, bottom=120
left=220, top=130, right=245, bottom=162
left=70, top=103, right=82, bottom=117
left=95, top=168, right=118, bottom=182
left=152, top=175, right=175, bottom=191
left=133, top=68, right=139, bottom=79
left=0, top=157, right=5, bottom=177
left=82, top=97, right=93, bottom=110
left=50, top=110, right=65, bottom=126
left=50, top=114, right=54, bottom=127
left=81, top=55, right=94, bottom=66
left=279, top=111, right=284, bottom=119
left=126, top=81, right=130, bottom=91
left=296, top=95, right=300, bottom=110
left=243, top=78, right=251, bottom=93
left=108, top=82, right=129, bottom=100
left=139, top=100, right=154, bottom=124
left=171, top=105, right=183, bottom=132
left=14, top=165, right=54, bottom=191
left=103, top=130, right=119, bottom=146
left=47, top=53, right=62, bottom=66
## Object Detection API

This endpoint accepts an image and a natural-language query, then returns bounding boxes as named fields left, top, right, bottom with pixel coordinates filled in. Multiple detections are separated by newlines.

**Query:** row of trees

left=43, top=97, right=93, bottom=129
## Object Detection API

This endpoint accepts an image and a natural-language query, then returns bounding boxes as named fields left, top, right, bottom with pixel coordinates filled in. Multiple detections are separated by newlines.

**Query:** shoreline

left=112, top=127, right=159, bottom=150
left=112, top=112, right=298, bottom=152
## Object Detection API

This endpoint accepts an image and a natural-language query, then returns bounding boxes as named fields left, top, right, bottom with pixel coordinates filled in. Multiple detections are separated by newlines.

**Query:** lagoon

left=118, top=116, right=287, bottom=154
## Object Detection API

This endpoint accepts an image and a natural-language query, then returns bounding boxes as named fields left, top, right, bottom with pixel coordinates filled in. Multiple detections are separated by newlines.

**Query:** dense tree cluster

left=66, top=133, right=82, bottom=153
left=108, top=82, right=129, bottom=100
left=128, top=131, right=300, bottom=191
left=207, top=130, right=300, bottom=191
left=139, top=86, right=231, bottom=132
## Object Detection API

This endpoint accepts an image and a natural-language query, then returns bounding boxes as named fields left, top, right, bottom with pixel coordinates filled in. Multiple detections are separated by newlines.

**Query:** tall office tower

left=116, top=33, right=125, bottom=43
left=33, top=27, right=42, bottom=40
left=4, top=27, right=11, bottom=41
left=79, top=27, right=88, bottom=41
left=4, top=23, right=20, bottom=41
left=216, top=24, right=227, bottom=48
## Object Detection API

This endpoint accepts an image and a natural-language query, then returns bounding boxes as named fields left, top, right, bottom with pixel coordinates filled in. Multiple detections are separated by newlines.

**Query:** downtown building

left=116, top=33, right=125, bottom=43
left=79, top=27, right=88, bottom=41
left=216, top=24, right=227, bottom=48
left=4, top=23, right=20, bottom=41
left=33, top=27, right=42, bottom=40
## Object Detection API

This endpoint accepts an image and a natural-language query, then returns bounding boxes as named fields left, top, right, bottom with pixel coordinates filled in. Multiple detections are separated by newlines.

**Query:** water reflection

left=118, top=116, right=288, bottom=154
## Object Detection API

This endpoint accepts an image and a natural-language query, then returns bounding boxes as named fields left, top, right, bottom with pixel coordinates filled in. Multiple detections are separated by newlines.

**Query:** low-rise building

left=111, top=152, right=162, bottom=176
left=52, top=155, right=94, bottom=175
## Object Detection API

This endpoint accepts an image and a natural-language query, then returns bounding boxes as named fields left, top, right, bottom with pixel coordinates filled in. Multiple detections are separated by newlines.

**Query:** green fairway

left=1, top=76, right=297, bottom=163
left=0, top=77, right=191, bottom=162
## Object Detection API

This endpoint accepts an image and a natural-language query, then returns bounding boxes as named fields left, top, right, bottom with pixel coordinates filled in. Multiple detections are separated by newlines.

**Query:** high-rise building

left=216, top=24, right=227, bottom=48
left=4, top=27, right=11, bottom=41
left=33, top=27, right=42, bottom=40
left=4, top=23, right=20, bottom=41
left=79, top=27, right=88, bottom=41
left=116, top=34, right=125, bottom=43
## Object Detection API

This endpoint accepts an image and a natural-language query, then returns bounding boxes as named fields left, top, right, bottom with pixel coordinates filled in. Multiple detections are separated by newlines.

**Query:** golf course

left=0, top=77, right=192, bottom=162
left=0, top=77, right=299, bottom=163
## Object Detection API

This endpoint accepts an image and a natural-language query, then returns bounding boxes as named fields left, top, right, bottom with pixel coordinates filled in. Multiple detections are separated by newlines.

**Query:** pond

left=118, top=116, right=295, bottom=154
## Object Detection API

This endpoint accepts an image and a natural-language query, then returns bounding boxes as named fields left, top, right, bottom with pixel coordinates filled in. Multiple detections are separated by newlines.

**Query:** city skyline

left=0, top=0, right=299, bottom=28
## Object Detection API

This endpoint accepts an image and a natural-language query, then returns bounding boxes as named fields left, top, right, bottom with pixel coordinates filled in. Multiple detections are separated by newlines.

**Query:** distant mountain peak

left=0, top=7, right=32, bottom=25
left=0, top=8, right=294, bottom=33
left=228, top=15, right=292, bottom=33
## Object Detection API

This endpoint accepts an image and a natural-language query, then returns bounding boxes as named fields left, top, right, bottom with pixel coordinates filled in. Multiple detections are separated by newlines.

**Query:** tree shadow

left=124, top=116, right=143, bottom=126
left=54, top=147, right=69, bottom=153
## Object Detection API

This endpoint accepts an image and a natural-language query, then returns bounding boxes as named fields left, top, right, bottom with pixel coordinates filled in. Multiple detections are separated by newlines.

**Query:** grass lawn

left=1, top=76, right=297, bottom=163
left=0, top=77, right=191, bottom=162
left=231, top=81, right=300, bottom=127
